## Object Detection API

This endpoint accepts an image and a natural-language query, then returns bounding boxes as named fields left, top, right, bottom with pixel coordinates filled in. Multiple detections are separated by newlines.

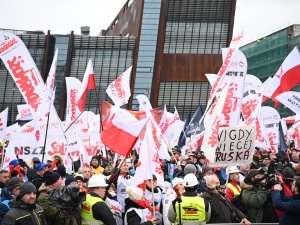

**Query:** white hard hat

left=183, top=174, right=198, bottom=187
left=227, top=166, right=240, bottom=174
left=88, top=174, right=108, bottom=188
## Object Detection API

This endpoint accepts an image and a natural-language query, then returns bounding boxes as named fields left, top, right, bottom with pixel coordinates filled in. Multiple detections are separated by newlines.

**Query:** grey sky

left=0, top=0, right=300, bottom=44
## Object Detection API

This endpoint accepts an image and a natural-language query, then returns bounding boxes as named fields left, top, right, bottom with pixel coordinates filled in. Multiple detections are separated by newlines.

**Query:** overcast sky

left=0, top=0, right=299, bottom=44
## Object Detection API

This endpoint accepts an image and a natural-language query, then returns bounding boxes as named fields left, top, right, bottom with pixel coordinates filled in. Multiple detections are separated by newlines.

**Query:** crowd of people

left=0, top=145, right=299, bottom=225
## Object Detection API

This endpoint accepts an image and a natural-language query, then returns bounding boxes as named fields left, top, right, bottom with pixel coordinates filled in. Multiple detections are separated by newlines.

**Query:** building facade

left=241, top=24, right=300, bottom=117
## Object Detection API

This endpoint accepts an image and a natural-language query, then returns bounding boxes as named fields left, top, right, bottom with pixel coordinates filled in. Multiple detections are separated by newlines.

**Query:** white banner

left=0, top=108, right=8, bottom=141
left=16, top=104, right=33, bottom=121
left=275, top=91, right=300, bottom=115
left=0, top=31, right=44, bottom=114
left=261, top=106, right=281, bottom=153
left=65, top=77, right=81, bottom=126
left=210, top=126, right=255, bottom=167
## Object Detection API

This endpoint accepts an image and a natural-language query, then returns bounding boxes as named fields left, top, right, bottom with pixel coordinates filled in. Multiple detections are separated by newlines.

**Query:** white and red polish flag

left=106, top=66, right=132, bottom=107
left=65, top=77, right=81, bottom=126
left=275, top=91, right=300, bottom=115
left=0, top=108, right=8, bottom=141
left=101, top=109, right=150, bottom=157
left=262, top=77, right=273, bottom=102
left=0, top=31, right=45, bottom=115
left=76, top=59, right=96, bottom=112
left=264, top=47, right=300, bottom=107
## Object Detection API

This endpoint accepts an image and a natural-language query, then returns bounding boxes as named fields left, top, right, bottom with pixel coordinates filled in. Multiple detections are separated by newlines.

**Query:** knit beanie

left=184, top=164, right=197, bottom=175
left=282, top=167, right=295, bottom=179
left=247, top=169, right=259, bottom=179
left=17, top=182, right=36, bottom=200
left=126, top=186, right=144, bottom=201
left=91, top=155, right=100, bottom=162
left=43, top=171, right=60, bottom=186
left=7, top=177, right=24, bottom=192
left=65, top=175, right=77, bottom=185
left=75, top=174, right=84, bottom=182
left=172, top=177, right=183, bottom=187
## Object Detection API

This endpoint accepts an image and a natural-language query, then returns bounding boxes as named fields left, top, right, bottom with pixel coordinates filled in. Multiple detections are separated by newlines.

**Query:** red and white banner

left=262, top=77, right=273, bottom=102
left=158, top=105, right=172, bottom=133
left=0, top=108, right=8, bottom=141
left=0, top=31, right=44, bottom=114
left=5, top=123, right=20, bottom=140
left=261, top=106, right=281, bottom=153
left=291, top=120, right=300, bottom=149
left=101, top=109, right=149, bottom=156
left=264, top=47, right=300, bottom=107
left=202, top=79, right=231, bottom=164
left=2, top=143, right=17, bottom=170
left=241, top=75, right=263, bottom=126
left=76, top=59, right=96, bottom=112
left=65, top=77, right=82, bottom=126
left=207, top=28, right=245, bottom=106
left=106, top=66, right=132, bottom=107
left=275, top=91, right=300, bottom=115
left=255, top=113, right=271, bottom=149
left=16, top=104, right=32, bottom=121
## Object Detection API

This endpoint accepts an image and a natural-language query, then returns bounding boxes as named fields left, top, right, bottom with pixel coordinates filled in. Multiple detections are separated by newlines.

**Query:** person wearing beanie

left=105, top=183, right=122, bottom=225
left=75, top=174, right=89, bottom=194
left=240, top=169, right=279, bottom=223
left=145, top=175, right=163, bottom=224
left=65, top=175, right=77, bottom=186
left=201, top=174, right=249, bottom=224
left=81, top=174, right=117, bottom=225
left=162, top=178, right=184, bottom=225
left=37, top=171, right=73, bottom=225
left=168, top=174, right=210, bottom=224
left=2, top=182, right=47, bottom=225
left=184, top=164, right=197, bottom=175
left=90, top=155, right=104, bottom=175
left=124, top=186, right=158, bottom=225
left=0, top=177, right=24, bottom=223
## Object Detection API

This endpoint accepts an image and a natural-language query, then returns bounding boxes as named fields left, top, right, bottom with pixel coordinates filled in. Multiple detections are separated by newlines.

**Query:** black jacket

left=89, top=192, right=117, bottom=225
left=2, top=199, right=47, bottom=225
left=201, top=188, right=246, bottom=223
left=124, top=198, right=153, bottom=225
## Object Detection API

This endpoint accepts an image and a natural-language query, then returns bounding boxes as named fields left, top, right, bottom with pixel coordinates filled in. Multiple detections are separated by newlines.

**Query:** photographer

left=241, top=168, right=278, bottom=223
left=201, top=174, right=250, bottom=224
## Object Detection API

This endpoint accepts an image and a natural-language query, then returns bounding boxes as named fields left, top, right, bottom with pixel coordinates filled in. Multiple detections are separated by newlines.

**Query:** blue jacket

left=271, top=190, right=300, bottom=225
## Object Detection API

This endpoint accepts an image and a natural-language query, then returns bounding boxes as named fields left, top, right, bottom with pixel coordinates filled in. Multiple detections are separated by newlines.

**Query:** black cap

left=17, top=182, right=36, bottom=200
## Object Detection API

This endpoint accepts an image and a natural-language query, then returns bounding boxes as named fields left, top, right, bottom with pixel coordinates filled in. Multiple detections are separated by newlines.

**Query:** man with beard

left=90, top=155, right=104, bottom=174
left=0, top=170, right=9, bottom=201
left=272, top=176, right=300, bottom=224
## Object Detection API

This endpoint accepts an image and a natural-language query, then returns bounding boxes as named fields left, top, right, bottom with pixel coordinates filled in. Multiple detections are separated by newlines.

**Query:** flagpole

left=64, top=109, right=85, bottom=133
left=41, top=98, right=53, bottom=163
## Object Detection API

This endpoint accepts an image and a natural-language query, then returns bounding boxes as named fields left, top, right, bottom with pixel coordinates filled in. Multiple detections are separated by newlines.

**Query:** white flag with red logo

left=0, top=31, right=45, bottom=115
left=101, top=109, right=150, bottom=157
left=275, top=91, right=300, bottom=115
left=254, top=112, right=271, bottom=149
left=65, top=77, right=82, bottom=127
left=264, top=47, right=300, bottom=107
left=207, top=28, right=245, bottom=107
left=106, top=66, right=132, bottom=107
left=16, top=104, right=33, bottom=121
left=5, top=123, right=20, bottom=140
left=261, top=106, right=281, bottom=153
left=202, top=79, right=231, bottom=164
left=2, top=143, right=17, bottom=170
left=0, top=108, right=8, bottom=141
left=136, top=94, right=153, bottom=111
left=76, top=59, right=96, bottom=112
left=291, top=120, right=300, bottom=149
left=159, top=105, right=172, bottom=134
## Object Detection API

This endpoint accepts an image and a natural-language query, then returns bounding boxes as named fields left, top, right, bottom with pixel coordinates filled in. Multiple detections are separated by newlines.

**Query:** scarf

left=133, top=199, right=153, bottom=213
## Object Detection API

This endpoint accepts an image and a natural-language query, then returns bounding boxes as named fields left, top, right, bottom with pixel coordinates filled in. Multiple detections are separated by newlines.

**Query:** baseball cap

left=36, top=163, right=50, bottom=171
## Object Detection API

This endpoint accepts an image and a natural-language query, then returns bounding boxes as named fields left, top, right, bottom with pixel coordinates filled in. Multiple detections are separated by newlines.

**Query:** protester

left=32, top=162, right=49, bottom=194
left=226, top=166, right=241, bottom=201
left=81, top=174, right=117, bottom=225
left=168, top=174, right=210, bottom=224
left=124, top=186, right=158, bottom=225
left=0, top=170, right=10, bottom=200
left=2, top=182, right=47, bottom=225
left=90, top=155, right=104, bottom=174
left=0, top=177, right=24, bottom=223
left=272, top=176, right=300, bottom=225
left=105, top=183, right=122, bottom=225
left=201, top=174, right=250, bottom=224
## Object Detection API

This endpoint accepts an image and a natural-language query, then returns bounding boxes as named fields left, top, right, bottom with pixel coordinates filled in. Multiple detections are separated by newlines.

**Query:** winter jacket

left=201, top=188, right=245, bottom=223
left=240, top=180, right=269, bottom=223
left=124, top=198, right=153, bottom=225
left=272, top=190, right=300, bottom=225
left=0, top=187, right=14, bottom=223
left=2, top=199, right=46, bottom=225
left=37, top=183, right=79, bottom=225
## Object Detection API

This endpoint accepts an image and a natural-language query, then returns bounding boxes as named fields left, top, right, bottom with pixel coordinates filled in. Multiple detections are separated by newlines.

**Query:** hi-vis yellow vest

left=175, top=196, right=206, bottom=225
left=228, top=183, right=241, bottom=197
left=81, top=194, right=104, bottom=225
